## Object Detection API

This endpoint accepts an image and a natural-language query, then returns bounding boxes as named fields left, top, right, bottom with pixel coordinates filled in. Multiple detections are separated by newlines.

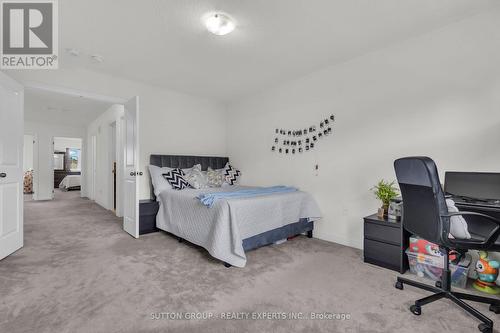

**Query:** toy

left=410, top=237, right=442, bottom=256
left=472, top=251, right=500, bottom=295
left=409, top=236, right=458, bottom=261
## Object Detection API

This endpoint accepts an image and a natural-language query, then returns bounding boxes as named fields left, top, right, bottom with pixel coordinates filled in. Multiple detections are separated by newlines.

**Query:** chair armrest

left=443, top=211, right=500, bottom=225
left=441, top=211, right=500, bottom=249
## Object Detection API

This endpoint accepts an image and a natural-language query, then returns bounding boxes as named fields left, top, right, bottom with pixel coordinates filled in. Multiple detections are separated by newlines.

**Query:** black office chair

left=394, top=157, right=500, bottom=333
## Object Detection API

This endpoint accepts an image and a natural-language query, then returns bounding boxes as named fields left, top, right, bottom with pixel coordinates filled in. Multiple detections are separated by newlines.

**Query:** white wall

left=23, top=135, right=34, bottom=171
left=226, top=10, right=500, bottom=249
left=53, top=137, right=82, bottom=152
left=8, top=69, right=228, bottom=200
left=87, top=104, right=124, bottom=212
left=24, top=122, right=86, bottom=200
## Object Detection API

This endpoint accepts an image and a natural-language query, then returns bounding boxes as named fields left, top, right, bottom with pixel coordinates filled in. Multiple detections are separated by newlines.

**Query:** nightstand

left=363, top=214, right=409, bottom=273
left=139, top=199, right=159, bottom=235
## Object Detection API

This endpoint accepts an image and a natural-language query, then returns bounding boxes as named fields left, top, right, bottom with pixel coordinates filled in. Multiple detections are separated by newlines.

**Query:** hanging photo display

left=271, top=114, right=335, bottom=154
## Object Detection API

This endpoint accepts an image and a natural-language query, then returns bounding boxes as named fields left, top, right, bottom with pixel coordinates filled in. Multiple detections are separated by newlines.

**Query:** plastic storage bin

left=406, top=250, right=471, bottom=289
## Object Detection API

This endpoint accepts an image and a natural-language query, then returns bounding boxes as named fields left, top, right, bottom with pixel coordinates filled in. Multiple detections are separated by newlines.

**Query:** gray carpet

left=0, top=190, right=497, bottom=333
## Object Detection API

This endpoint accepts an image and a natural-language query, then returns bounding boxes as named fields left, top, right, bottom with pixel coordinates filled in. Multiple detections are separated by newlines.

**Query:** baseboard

left=314, top=231, right=363, bottom=250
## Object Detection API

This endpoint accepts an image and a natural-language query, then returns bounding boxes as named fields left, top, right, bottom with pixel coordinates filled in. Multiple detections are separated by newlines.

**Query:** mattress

left=59, top=175, right=81, bottom=190
left=156, top=185, right=322, bottom=267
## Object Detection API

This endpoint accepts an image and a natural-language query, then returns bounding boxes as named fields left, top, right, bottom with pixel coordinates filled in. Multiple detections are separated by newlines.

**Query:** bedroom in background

left=53, top=137, right=83, bottom=195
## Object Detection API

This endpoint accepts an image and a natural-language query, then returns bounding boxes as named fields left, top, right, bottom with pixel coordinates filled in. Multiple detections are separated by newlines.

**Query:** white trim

left=23, top=81, right=127, bottom=104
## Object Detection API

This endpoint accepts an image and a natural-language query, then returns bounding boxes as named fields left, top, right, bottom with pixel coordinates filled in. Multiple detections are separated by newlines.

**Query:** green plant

left=372, top=180, right=399, bottom=208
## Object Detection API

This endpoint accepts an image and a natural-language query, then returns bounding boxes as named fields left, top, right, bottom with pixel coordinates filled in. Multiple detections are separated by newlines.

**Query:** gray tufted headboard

left=149, top=154, right=229, bottom=199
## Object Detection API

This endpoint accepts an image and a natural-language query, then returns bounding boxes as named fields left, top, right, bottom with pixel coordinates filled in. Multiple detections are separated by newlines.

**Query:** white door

left=123, top=97, right=139, bottom=238
left=0, top=73, right=24, bottom=260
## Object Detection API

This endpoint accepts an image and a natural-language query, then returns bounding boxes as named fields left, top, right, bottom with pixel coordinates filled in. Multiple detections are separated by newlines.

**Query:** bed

left=59, top=175, right=81, bottom=191
left=150, top=154, right=322, bottom=267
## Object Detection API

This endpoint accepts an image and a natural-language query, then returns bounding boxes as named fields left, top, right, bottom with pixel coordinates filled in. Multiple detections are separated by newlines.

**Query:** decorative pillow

left=162, top=168, right=190, bottom=190
left=185, top=165, right=209, bottom=189
left=207, top=167, right=224, bottom=187
left=223, top=163, right=241, bottom=185
left=149, top=165, right=194, bottom=195
left=446, top=199, right=471, bottom=239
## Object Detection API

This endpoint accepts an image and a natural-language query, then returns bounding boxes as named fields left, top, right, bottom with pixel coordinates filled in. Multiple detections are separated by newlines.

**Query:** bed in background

left=149, top=154, right=321, bottom=267
left=59, top=174, right=81, bottom=191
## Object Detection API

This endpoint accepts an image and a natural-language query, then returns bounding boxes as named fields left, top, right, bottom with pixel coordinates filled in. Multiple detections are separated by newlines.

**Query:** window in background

left=68, top=149, right=81, bottom=171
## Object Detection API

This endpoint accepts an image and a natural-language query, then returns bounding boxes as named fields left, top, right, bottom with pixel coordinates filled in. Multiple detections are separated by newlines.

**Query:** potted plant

left=372, top=180, right=399, bottom=218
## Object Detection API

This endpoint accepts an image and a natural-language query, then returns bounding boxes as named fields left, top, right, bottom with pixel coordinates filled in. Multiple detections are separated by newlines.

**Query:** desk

left=401, top=201, right=500, bottom=274
left=364, top=200, right=500, bottom=274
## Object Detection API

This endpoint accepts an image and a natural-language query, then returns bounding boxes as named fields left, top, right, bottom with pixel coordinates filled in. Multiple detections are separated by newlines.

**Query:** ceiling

left=25, top=88, right=113, bottom=127
left=58, top=0, right=498, bottom=102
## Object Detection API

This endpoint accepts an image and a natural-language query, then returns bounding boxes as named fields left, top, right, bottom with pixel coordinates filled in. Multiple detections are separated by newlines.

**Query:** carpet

left=0, top=190, right=497, bottom=333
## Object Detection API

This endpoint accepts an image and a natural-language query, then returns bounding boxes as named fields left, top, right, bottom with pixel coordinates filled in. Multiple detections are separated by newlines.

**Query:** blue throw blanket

left=197, top=186, right=298, bottom=208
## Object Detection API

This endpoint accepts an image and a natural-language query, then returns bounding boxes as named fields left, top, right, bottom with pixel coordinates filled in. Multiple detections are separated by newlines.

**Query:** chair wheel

left=478, top=323, right=492, bottom=333
left=435, top=281, right=442, bottom=288
left=395, top=281, right=403, bottom=290
left=410, top=305, right=421, bottom=316
left=489, top=304, right=500, bottom=314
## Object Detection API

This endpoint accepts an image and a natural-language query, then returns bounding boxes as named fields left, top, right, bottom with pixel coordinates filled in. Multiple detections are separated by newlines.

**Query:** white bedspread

left=156, top=186, right=322, bottom=267
left=59, top=175, right=81, bottom=189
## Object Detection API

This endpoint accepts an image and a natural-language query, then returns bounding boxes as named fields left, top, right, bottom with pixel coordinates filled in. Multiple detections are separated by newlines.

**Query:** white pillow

left=207, top=167, right=224, bottom=187
left=185, top=165, right=209, bottom=189
left=446, top=199, right=471, bottom=239
left=149, top=164, right=195, bottom=196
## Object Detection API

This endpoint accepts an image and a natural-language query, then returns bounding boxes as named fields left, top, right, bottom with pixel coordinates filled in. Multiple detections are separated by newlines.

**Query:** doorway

left=110, top=122, right=117, bottom=213
left=53, top=137, right=83, bottom=197
left=23, top=135, right=35, bottom=201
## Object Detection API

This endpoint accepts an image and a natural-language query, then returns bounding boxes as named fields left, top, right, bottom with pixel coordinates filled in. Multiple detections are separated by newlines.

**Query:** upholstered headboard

left=149, top=154, right=229, bottom=199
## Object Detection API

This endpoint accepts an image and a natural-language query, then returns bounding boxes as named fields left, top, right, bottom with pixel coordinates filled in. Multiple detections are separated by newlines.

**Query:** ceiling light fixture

left=204, top=12, right=235, bottom=36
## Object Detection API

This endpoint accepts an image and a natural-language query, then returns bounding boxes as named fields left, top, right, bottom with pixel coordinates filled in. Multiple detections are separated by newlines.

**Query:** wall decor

left=271, top=114, right=335, bottom=155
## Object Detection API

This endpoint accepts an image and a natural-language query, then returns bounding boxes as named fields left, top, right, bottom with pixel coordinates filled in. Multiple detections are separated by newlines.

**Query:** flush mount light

left=203, top=12, right=235, bottom=36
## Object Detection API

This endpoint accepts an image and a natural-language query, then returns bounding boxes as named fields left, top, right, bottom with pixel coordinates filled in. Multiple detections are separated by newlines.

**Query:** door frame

left=22, top=133, right=37, bottom=200
left=52, top=136, right=84, bottom=195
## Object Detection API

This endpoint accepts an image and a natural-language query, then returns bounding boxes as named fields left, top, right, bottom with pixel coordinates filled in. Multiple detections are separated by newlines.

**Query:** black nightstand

left=363, top=214, right=409, bottom=273
left=139, top=200, right=159, bottom=235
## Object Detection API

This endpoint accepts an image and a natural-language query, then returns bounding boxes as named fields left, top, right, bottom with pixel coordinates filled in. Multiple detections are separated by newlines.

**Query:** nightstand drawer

left=139, top=200, right=159, bottom=215
left=139, top=200, right=159, bottom=235
left=364, top=222, right=400, bottom=245
left=139, top=214, right=157, bottom=235
left=364, top=239, right=400, bottom=271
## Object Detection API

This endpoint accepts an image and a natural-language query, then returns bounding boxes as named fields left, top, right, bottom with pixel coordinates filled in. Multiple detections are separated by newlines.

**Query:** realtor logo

left=1, top=0, right=58, bottom=69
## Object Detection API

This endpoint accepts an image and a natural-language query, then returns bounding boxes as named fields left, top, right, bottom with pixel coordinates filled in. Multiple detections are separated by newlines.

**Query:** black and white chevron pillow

left=223, top=163, right=241, bottom=185
left=162, top=168, right=190, bottom=190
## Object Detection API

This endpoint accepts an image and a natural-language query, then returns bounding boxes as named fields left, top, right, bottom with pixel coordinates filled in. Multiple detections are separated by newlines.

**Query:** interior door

left=0, top=73, right=24, bottom=260
left=123, top=97, right=139, bottom=238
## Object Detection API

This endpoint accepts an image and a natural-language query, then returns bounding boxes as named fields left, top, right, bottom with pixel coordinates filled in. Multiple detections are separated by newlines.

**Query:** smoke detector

left=66, top=48, right=80, bottom=56
left=91, top=54, right=104, bottom=63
